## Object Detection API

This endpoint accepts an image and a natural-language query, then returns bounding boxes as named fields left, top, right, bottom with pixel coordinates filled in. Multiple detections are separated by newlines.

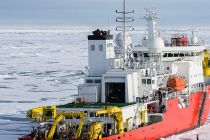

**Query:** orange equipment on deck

left=167, top=76, right=186, bottom=91
left=171, top=36, right=189, bottom=46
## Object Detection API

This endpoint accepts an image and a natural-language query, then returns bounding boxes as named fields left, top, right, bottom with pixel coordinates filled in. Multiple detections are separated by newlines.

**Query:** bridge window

left=180, top=53, right=184, bottom=57
left=142, top=79, right=146, bottom=84
left=174, top=53, right=179, bottom=57
left=163, top=53, right=167, bottom=57
left=86, top=79, right=93, bottom=83
left=107, top=43, right=113, bottom=48
left=168, top=53, right=173, bottom=57
left=99, top=44, right=103, bottom=51
left=133, top=53, right=137, bottom=58
left=144, top=53, right=149, bottom=57
left=147, top=79, right=151, bottom=84
left=91, top=44, right=95, bottom=51
left=95, top=79, right=101, bottom=83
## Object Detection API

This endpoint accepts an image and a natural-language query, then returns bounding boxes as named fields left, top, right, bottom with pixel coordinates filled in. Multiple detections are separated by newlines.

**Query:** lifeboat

left=167, top=76, right=186, bottom=91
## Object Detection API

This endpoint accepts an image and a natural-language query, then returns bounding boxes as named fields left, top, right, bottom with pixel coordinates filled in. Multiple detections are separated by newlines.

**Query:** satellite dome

left=148, top=37, right=165, bottom=53
left=115, top=32, right=132, bottom=48
left=149, top=37, right=165, bottom=48
left=191, top=36, right=198, bottom=44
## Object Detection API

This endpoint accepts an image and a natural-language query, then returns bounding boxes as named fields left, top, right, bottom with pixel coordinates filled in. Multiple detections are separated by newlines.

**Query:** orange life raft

left=167, top=76, right=186, bottom=91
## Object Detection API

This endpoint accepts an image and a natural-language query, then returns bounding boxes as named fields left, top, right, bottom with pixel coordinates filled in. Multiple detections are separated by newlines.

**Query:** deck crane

left=27, top=105, right=56, bottom=122
left=96, top=106, right=124, bottom=134
left=27, top=106, right=44, bottom=122
left=46, top=112, right=87, bottom=140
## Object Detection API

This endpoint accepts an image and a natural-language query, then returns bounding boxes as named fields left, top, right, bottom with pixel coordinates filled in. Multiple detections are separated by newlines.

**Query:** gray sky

left=0, top=0, right=210, bottom=26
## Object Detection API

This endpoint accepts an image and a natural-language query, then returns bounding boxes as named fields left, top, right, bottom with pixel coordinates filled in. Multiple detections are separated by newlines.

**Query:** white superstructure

left=74, top=10, right=207, bottom=132
left=81, top=10, right=206, bottom=105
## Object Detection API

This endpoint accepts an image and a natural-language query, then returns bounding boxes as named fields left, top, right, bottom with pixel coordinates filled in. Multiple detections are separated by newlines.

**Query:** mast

left=144, top=9, right=164, bottom=76
left=144, top=9, right=158, bottom=39
left=116, top=0, right=134, bottom=67
left=123, top=0, right=126, bottom=58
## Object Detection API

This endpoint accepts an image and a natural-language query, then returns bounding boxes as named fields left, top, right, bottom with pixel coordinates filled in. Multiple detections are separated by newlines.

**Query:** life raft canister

left=167, top=76, right=186, bottom=91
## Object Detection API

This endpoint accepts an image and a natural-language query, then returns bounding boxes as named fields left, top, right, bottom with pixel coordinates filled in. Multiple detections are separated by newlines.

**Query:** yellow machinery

left=203, top=49, right=210, bottom=77
left=27, top=105, right=56, bottom=122
left=43, top=105, right=56, bottom=121
left=125, top=117, right=132, bottom=131
left=27, top=106, right=44, bottom=122
left=96, top=106, right=124, bottom=134
left=46, top=114, right=63, bottom=140
left=140, top=107, right=148, bottom=125
left=84, top=122, right=102, bottom=140
left=46, top=112, right=87, bottom=140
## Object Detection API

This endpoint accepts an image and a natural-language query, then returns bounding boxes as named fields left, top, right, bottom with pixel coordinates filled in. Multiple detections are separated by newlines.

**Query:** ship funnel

left=87, top=29, right=114, bottom=76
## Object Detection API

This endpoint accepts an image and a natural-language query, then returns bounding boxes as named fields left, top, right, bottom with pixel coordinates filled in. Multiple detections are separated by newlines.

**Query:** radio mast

left=116, top=0, right=134, bottom=67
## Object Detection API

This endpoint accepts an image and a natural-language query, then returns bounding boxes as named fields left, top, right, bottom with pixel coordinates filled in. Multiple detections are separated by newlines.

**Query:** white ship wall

left=126, top=72, right=139, bottom=102
left=78, top=83, right=101, bottom=102
left=172, top=60, right=204, bottom=86
left=88, top=39, right=114, bottom=76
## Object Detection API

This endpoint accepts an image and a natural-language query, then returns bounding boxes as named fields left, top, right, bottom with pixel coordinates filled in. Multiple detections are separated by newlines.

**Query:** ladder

left=197, top=91, right=208, bottom=127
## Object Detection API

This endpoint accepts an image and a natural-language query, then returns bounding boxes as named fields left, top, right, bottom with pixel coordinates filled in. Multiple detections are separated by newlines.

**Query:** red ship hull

left=19, top=86, right=210, bottom=140
left=101, top=86, right=210, bottom=140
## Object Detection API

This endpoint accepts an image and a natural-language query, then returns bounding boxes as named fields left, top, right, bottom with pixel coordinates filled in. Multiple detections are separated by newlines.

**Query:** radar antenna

left=116, top=0, right=134, bottom=67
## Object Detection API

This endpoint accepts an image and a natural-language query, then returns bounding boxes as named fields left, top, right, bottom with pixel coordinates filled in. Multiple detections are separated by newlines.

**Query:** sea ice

left=0, top=25, right=209, bottom=140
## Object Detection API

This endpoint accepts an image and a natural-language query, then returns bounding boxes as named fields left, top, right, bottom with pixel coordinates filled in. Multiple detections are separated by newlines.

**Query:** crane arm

left=46, top=112, right=87, bottom=140
left=46, top=114, right=63, bottom=140
left=96, top=106, right=124, bottom=134
left=96, top=110, right=108, bottom=116
left=75, top=117, right=85, bottom=138
left=96, top=106, right=121, bottom=116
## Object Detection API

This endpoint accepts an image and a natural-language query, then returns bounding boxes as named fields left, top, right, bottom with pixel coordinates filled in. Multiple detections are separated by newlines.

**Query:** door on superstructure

left=105, top=83, right=125, bottom=103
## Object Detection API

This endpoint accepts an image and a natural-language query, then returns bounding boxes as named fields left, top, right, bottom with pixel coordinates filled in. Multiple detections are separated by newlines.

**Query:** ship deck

left=57, top=102, right=136, bottom=109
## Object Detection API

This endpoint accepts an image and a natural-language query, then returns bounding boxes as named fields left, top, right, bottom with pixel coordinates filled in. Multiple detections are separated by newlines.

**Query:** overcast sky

left=0, top=0, right=210, bottom=26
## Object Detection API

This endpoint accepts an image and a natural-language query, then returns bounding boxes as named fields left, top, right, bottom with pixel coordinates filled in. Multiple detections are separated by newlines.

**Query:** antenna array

left=116, top=0, right=134, bottom=66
